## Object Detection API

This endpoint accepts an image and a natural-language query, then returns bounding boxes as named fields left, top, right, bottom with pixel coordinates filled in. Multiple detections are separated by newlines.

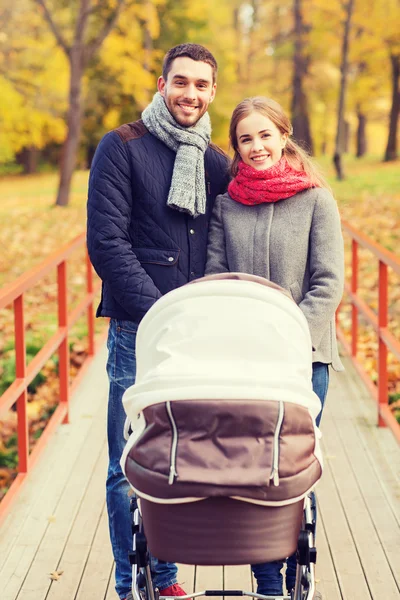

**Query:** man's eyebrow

left=172, top=74, right=211, bottom=85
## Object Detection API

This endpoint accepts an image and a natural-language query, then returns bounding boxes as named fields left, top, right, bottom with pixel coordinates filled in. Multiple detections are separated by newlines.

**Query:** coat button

left=189, top=229, right=195, bottom=234
left=168, top=256, right=174, bottom=262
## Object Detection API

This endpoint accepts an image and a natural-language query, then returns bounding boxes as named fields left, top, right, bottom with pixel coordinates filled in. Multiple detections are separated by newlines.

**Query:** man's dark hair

left=162, top=43, right=218, bottom=83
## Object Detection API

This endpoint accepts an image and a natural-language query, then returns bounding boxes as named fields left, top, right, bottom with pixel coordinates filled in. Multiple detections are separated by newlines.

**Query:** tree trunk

left=333, top=0, right=355, bottom=180
left=56, top=53, right=83, bottom=206
left=233, top=7, right=242, bottom=81
left=291, top=0, right=313, bottom=154
left=384, top=53, right=400, bottom=162
left=17, top=146, right=40, bottom=174
left=356, top=109, right=367, bottom=157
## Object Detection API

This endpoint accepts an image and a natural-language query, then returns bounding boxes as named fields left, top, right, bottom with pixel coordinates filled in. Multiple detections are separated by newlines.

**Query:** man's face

left=157, top=56, right=217, bottom=127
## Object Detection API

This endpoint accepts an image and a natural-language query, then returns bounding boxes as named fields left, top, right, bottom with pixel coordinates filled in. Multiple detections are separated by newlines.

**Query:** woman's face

left=236, top=111, right=287, bottom=170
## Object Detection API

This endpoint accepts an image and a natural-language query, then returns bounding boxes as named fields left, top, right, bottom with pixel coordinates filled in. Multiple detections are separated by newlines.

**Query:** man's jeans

left=106, top=319, right=178, bottom=599
left=251, top=362, right=329, bottom=596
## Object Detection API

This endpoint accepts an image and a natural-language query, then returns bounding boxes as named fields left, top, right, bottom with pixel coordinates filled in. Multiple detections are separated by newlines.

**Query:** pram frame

left=129, top=494, right=317, bottom=600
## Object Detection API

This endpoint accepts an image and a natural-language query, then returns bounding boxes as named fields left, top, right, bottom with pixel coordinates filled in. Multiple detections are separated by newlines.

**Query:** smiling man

left=87, top=44, right=230, bottom=600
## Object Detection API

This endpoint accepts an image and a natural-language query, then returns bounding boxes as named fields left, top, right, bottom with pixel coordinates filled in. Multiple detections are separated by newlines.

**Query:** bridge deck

left=0, top=345, right=399, bottom=600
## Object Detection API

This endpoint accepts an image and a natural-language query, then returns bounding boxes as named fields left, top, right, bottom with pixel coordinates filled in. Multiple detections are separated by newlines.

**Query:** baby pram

left=121, top=273, right=323, bottom=600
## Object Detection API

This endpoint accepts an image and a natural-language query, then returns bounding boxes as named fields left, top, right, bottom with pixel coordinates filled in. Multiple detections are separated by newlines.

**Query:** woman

left=205, top=97, right=344, bottom=597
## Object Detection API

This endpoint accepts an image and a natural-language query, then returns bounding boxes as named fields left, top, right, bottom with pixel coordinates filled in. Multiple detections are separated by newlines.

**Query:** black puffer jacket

left=87, top=120, right=230, bottom=324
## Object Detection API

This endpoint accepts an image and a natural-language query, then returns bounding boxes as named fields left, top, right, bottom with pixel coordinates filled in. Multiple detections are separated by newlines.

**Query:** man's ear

left=157, top=76, right=166, bottom=96
left=210, top=82, right=217, bottom=103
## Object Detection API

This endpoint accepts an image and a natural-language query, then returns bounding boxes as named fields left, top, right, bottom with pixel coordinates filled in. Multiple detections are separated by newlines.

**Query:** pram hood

left=121, top=274, right=323, bottom=507
left=123, top=274, right=321, bottom=418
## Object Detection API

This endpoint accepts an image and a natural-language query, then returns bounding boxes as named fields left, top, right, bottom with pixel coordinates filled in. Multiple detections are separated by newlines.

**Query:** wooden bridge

left=0, top=344, right=399, bottom=600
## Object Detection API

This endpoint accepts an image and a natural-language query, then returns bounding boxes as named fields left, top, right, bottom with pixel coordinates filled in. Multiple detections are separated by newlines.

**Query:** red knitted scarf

left=228, top=157, right=316, bottom=205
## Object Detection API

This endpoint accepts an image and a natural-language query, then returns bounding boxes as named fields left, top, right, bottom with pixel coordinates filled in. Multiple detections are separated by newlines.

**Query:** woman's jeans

left=106, top=319, right=178, bottom=599
left=251, top=362, right=329, bottom=596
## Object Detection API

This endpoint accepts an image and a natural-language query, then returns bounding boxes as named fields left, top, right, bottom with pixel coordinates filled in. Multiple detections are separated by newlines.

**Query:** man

left=87, top=43, right=230, bottom=600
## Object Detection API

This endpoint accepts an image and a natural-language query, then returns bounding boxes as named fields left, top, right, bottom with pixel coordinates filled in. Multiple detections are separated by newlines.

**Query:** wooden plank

left=195, top=566, right=223, bottom=600
left=0, top=424, right=70, bottom=571
left=0, top=349, right=109, bottom=599
left=72, top=495, right=114, bottom=600
left=44, top=444, right=109, bottom=600
left=224, top=565, right=253, bottom=593
left=317, top=441, right=372, bottom=599
left=335, top=418, right=400, bottom=586
left=321, top=418, right=398, bottom=598
left=0, top=344, right=108, bottom=575
left=177, top=564, right=195, bottom=594
left=4, top=428, right=107, bottom=600
left=330, top=363, right=400, bottom=521
left=313, top=506, right=342, bottom=600
left=105, top=572, right=118, bottom=600
left=328, top=366, right=400, bottom=522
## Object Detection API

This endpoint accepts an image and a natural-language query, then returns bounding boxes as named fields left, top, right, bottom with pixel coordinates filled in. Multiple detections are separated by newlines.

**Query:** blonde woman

left=206, top=97, right=344, bottom=597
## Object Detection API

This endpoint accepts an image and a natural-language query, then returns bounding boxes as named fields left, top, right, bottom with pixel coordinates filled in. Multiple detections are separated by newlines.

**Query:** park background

left=0, top=0, right=399, bottom=497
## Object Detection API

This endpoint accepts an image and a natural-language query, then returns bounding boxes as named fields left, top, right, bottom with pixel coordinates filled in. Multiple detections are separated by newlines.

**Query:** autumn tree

left=0, top=2, right=68, bottom=168
left=384, top=52, right=400, bottom=161
left=35, top=0, right=125, bottom=206
left=333, top=0, right=355, bottom=180
left=291, top=0, right=313, bottom=153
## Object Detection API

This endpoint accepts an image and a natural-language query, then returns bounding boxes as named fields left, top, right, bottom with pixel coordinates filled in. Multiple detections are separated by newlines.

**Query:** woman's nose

left=252, top=138, right=264, bottom=151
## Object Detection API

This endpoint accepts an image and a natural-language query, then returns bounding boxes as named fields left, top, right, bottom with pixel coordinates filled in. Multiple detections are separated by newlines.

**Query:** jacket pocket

left=132, top=247, right=180, bottom=266
left=289, top=281, right=303, bottom=304
left=133, top=248, right=180, bottom=292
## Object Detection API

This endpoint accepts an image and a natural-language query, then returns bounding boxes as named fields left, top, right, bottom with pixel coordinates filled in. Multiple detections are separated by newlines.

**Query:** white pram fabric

left=120, top=274, right=323, bottom=564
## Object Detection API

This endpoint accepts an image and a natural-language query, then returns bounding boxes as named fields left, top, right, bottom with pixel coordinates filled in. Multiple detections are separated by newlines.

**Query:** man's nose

left=184, top=83, right=197, bottom=100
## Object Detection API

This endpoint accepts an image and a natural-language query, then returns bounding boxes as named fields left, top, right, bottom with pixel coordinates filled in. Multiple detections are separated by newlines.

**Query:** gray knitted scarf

left=142, top=92, right=211, bottom=218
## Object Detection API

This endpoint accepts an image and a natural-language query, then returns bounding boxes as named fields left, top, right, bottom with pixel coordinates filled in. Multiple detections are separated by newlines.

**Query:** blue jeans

left=251, top=362, right=329, bottom=596
left=106, top=319, right=178, bottom=599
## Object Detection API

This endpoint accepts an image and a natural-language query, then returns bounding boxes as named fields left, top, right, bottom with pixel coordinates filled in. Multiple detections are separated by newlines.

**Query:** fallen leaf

left=49, top=570, right=64, bottom=581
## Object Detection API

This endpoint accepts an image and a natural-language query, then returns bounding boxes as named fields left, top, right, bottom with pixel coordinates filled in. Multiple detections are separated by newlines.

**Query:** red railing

left=337, top=220, right=400, bottom=442
left=1, top=222, right=398, bottom=522
left=0, top=233, right=103, bottom=522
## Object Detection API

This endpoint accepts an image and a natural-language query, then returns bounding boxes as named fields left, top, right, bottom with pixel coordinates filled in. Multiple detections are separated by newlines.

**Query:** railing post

left=14, top=295, right=29, bottom=473
left=86, top=251, right=95, bottom=356
left=351, top=240, right=358, bottom=357
left=378, top=260, right=388, bottom=427
left=57, top=261, right=69, bottom=423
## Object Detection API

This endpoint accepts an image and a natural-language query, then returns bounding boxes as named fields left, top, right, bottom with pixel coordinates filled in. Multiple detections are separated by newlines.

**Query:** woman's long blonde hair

left=229, top=97, right=330, bottom=190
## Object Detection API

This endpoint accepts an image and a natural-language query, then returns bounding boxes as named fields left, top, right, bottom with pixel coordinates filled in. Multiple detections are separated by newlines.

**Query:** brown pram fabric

left=125, top=400, right=321, bottom=503
left=140, top=496, right=304, bottom=565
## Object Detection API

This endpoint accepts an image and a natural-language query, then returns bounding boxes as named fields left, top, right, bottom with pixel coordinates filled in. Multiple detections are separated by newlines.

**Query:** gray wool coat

left=205, top=187, right=345, bottom=371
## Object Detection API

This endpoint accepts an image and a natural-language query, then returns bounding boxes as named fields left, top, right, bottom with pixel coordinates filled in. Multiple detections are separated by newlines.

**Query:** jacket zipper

left=270, top=401, right=285, bottom=486
left=166, top=401, right=178, bottom=485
